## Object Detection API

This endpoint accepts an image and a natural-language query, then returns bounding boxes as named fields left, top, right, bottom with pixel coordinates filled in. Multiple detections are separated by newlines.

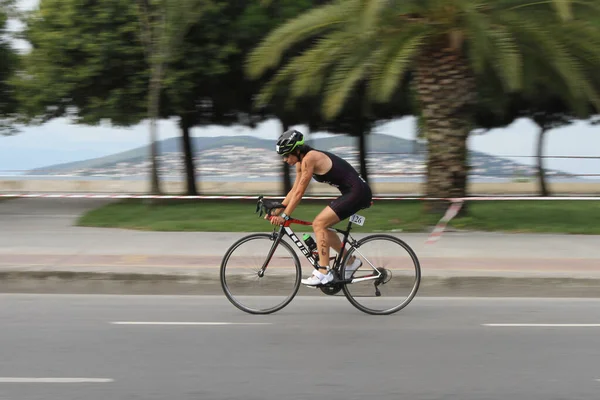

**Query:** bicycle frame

left=260, top=215, right=382, bottom=284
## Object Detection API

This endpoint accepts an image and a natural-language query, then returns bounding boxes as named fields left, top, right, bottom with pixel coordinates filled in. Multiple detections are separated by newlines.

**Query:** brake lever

left=256, top=195, right=264, bottom=217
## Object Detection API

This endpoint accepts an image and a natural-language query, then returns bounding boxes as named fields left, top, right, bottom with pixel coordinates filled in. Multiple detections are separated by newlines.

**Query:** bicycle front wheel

left=341, top=234, right=421, bottom=315
left=220, top=233, right=301, bottom=314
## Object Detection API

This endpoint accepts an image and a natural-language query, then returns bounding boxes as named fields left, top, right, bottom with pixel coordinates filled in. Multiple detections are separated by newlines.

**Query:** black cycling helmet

left=276, top=129, right=305, bottom=155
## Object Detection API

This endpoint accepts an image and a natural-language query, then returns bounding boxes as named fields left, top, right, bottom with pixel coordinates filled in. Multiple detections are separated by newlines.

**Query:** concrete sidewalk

left=2, top=228, right=599, bottom=297
left=1, top=197, right=600, bottom=296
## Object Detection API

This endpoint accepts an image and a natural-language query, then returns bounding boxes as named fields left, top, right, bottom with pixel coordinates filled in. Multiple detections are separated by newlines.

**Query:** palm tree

left=246, top=0, right=600, bottom=206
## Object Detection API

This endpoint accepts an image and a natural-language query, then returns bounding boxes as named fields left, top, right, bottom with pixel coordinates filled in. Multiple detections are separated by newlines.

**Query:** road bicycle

left=220, top=196, right=421, bottom=315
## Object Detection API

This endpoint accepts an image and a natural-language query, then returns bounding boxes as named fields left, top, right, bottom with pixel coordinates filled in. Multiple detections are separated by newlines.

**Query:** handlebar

left=256, top=196, right=312, bottom=226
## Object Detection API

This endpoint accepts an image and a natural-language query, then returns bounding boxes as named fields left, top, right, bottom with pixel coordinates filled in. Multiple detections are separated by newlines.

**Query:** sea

left=1, top=172, right=599, bottom=184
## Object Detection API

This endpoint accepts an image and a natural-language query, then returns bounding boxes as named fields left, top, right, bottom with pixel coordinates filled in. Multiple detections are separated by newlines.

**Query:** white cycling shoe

left=301, top=270, right=333, bottom=286
left=344, top=257, right=363, bottom=279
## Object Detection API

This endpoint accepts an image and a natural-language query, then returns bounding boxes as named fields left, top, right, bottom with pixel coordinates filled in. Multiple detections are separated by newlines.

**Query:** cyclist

left=268, top=129, right=372, bottom=286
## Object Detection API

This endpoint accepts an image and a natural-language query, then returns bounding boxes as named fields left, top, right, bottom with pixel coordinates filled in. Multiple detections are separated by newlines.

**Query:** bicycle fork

left=257, top=230, right=283, bottom=278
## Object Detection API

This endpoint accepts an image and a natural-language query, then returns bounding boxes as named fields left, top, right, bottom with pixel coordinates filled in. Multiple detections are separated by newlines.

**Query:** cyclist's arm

left=275, top=163, right=302, bottom=215
left=281, top=155, right=314, bottom=217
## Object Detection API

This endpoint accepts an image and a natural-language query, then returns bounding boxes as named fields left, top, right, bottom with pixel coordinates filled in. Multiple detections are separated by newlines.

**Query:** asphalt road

left=0, top=295, right=598, bottom=400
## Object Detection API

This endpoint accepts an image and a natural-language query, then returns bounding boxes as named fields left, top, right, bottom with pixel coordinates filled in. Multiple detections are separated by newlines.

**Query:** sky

left=1, top=0, right=599, bottom=176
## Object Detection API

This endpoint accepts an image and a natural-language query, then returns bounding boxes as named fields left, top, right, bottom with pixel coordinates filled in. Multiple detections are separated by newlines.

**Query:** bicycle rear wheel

left=341, top=234, right=421, bottom=315
left=220, top=233, right=301, bottom=314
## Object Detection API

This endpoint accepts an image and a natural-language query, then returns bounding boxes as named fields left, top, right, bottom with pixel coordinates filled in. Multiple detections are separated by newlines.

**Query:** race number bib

left=350, top=214, right=365, bottom=226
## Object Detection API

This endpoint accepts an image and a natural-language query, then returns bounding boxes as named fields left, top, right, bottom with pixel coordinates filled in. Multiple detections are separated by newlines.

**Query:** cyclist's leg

left=301, top=206, right=340, bottom=285
left=313, top=206, right=341, bottom=269
left=328, top=187, right=372, bottom=267
left=327, top=230, right=344, bottom=255
left=313, top=193, right=357, bottom=270
left=302, top=188, right=370, bottom=285
left=326, top=230, right=357, bottom=265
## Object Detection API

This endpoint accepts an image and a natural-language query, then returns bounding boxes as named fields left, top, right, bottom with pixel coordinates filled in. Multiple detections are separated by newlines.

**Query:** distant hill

left=27, top=133, right=574, bottom=179
left=28, top=134, right=419, bottom=174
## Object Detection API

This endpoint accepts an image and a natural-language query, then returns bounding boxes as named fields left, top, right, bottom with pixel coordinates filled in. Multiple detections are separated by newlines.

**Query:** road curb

left=0, top=271, right=599, bottom=297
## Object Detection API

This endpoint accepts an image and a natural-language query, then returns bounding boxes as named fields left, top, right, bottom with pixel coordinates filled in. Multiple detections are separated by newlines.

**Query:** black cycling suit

left=308, top=149, right=372, bottom=221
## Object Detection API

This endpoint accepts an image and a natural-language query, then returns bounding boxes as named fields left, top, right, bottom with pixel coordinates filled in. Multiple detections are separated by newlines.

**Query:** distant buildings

left=42, top=145, right=571, bottom=181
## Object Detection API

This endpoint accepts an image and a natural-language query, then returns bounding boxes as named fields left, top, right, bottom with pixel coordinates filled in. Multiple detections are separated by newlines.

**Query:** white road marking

left=0, top=378, right=113, bottom=383
left=110, top=321, right=272, bottom=326
left=483, top=324, right=600, bottom=327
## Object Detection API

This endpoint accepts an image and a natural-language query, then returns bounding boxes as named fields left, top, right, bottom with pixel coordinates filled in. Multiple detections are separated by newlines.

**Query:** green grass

left=448, top=200, right=600, bottom=234
left=76, top=199, right=600, bottom=234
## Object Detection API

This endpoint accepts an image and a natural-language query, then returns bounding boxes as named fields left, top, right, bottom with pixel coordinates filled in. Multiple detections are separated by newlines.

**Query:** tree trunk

left=415, top=46, right=475, bottom=213
left=137, top=0, right=163, bottom=196
left=536, top=126, right=549, bottom=197
left=281, top=121, right=292, bottom=195
left=357, top=83, right=369, bottom=184
left=180, top=114, right=198, bottom=196
left=414, top=113, right=426, bottom=154
left=147, top=62, right=163, bottom=195
left=355, top=119, right=369, bottom=185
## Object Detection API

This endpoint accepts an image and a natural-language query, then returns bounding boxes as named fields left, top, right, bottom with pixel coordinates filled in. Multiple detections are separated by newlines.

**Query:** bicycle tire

left=220, top=233, right=301, bottom=314
left=340, top=234, right=421, bottom=315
